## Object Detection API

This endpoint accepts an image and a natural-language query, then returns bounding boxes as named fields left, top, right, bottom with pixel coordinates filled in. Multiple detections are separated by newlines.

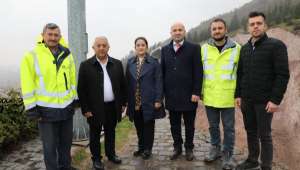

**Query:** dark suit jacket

left=77, top=56, right=127, bottom=125
left=126, top=55, right=165, bottom=122
left=161, top=40, right=203, bottom=111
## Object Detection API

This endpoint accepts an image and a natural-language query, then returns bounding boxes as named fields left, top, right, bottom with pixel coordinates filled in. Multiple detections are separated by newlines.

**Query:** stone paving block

left=0, top=118, right=288, bottom=170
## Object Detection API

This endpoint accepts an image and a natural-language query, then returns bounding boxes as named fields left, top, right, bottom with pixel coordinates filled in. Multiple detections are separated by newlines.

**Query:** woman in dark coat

left=126, top=37, right=164, bottom=159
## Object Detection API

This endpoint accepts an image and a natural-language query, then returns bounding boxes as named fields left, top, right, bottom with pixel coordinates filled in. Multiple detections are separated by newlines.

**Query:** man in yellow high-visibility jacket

left=201, top=18, right=240, bottom=170
left=20, top=23, right=77, bottom=170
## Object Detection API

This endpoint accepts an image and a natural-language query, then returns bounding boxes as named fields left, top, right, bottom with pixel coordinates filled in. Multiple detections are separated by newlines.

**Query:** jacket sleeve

left=20, top=52, right=37, bottom=111
left=69, top=54, right=78, bottom=100
left=119, top=61, right=127, bottom=106
left=160, top=48, right=166, bottom=97
left=235, top=48, right=243, bottom=98
left=270, top=41, right=290, bottom=105
left=77, top=62, right=90, bottom=114
left=192, top=44, right=203, bottom=96
left=154, top=59, right=163, bottom=102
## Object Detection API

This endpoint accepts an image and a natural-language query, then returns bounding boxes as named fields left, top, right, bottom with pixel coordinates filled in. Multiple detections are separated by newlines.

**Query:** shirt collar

left=173, top=40, right=184, bottom=47
left=96, top=56, right=108, bottom=66
left=93, top=55, right=114, bottom=65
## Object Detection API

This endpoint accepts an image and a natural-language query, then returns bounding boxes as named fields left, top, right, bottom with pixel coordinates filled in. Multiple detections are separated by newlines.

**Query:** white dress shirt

left=97, top=57, right=115, bottom=102
left=173, top=40, right=184, bottom=51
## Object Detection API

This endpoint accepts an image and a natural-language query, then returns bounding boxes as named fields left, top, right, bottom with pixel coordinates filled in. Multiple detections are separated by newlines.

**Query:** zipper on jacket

left=63, top=72, right=68, bottom=90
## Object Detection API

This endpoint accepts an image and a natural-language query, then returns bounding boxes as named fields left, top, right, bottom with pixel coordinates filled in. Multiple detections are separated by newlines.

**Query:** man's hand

left=235, top=98, right=241, bottom=108
left=154, top=102, right=162, bottom=109
left=265, top=101, right=279, bottom=113
left=191, top=95, right=200, bottom=103
left=84, top=111, right=93, bottom=118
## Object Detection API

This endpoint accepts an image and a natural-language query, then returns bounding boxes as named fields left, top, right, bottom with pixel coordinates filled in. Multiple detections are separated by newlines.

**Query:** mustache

left=213, top=35, right=226, bottom=41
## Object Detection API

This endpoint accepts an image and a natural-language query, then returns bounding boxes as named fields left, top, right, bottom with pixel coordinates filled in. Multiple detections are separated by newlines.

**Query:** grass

left=115, top=117, right=134, bottom=150
left=100, top=117, right=134, bottom=152
left=72, top=117, right=134, bottom=168
left=72, top=148, right=88, bottom=166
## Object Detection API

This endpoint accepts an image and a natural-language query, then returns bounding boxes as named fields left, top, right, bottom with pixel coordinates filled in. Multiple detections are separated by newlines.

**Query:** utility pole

left=67, top=0, right=89, bottom=141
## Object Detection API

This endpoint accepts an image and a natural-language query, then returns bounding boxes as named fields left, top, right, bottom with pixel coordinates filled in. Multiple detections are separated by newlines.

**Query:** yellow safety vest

left=20, top=36, right=77, bottom=110
left=201, top=40, right=240, bottom=108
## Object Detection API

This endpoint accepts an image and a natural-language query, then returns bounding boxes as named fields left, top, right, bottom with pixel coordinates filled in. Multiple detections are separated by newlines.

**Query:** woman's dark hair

left=134, top=37, right=148, bottom=47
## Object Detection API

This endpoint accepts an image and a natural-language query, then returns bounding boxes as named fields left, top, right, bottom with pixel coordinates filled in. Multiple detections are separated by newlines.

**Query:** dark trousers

left=169, top=110, right=196, bottom=150
left=241, top=99, right=273, bottom=168
left=89, top=102, right=117, bottom=161
left=39, top=118, right=73, bottom=170
left=133, top=110, right=155, bottom=152
left=205, top=106, right=235, bottom=154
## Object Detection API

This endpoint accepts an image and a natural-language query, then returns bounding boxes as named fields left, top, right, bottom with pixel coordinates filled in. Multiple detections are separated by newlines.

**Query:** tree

left=229, top=11, right=240, bottom=32
left=294, top=3, right=300, bottom=18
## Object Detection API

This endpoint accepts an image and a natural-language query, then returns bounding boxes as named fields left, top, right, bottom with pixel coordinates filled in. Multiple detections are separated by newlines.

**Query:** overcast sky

left=0, top=0, right=251, bottom=69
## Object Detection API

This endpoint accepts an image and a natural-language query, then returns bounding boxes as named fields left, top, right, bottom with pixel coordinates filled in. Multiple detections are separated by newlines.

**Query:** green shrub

left=0, top=89, right=38, bottom=152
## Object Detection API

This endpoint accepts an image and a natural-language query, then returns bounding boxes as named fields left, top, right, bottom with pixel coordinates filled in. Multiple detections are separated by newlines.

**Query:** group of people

left=20, top=11, right=289, bottom=170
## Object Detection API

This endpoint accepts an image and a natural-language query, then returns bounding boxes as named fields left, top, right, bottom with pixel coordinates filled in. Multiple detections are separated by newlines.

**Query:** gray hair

left=42, top=23, right=60, bottom=34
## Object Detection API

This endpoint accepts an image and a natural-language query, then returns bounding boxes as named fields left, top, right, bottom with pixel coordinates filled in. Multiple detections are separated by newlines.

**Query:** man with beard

left=201, top=18, right=241, bottom=170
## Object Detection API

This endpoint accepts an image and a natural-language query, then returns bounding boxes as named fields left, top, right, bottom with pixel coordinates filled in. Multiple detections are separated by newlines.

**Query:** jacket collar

left=248, top=33, right=268, bottom=47
left=92, top=55, right=114, bottom=65
left=128, top=53, right=151, bottom=64
left=128, top=54, right=154, bottom=79
left=207, top=37, right=236, bottom=51
left=168, top=39, right=186, bottom=50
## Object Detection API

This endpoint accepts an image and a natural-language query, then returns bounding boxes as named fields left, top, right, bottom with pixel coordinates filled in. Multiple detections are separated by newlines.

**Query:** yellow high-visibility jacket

left=20, top=36, right=77, bottom=111
left=201, top=38, right=240, bottom=108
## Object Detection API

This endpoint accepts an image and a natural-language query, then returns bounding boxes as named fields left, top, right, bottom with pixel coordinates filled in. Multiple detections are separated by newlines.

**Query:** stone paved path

left=0, top=138, right=45, bottom=170
left=97, top=118, right=245, bottom=170
left=0, top=118, right=288, bottom=170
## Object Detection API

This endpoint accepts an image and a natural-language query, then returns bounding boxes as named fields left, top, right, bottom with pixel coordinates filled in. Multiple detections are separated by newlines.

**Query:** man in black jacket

left=235, top=12, right=289, bottom=170
left=161, top=22, right=203, bottom=161
left=77, top=37, right=127, bottom=170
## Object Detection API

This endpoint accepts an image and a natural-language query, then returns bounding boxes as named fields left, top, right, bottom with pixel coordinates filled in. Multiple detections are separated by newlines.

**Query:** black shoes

left=236, top=159, right=260, bottom=170
left=170, top=148, right=195, bottom=161
left=133, top=150, right=144, bottom=157
left=204, top=145, right=222, bottom=162
left=133, top=149, right=152, bottom=160
left=170, top=148, right=182, bottom=160
left=92, top=160, right=104, bottom=170
left=59, top=167, right=78, bottom=170
left=142, top=150, right=152, bottom=160
left=185, top=149, right=194, bottom=161
left=107, top=155, right=122, bottom=164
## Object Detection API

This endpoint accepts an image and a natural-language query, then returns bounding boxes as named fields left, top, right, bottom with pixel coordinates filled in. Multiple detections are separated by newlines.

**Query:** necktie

left=175, top=43, right=181, bottom=52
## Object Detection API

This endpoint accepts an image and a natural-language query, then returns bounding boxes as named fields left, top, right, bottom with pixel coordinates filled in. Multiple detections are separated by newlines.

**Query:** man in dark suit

left=161, top=22, right=203, bottom=161
left=77, top=36, right=127, bottom=170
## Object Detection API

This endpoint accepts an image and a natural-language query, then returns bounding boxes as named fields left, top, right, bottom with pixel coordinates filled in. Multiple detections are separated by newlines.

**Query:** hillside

left=138, top=0, right=300, bottom=59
